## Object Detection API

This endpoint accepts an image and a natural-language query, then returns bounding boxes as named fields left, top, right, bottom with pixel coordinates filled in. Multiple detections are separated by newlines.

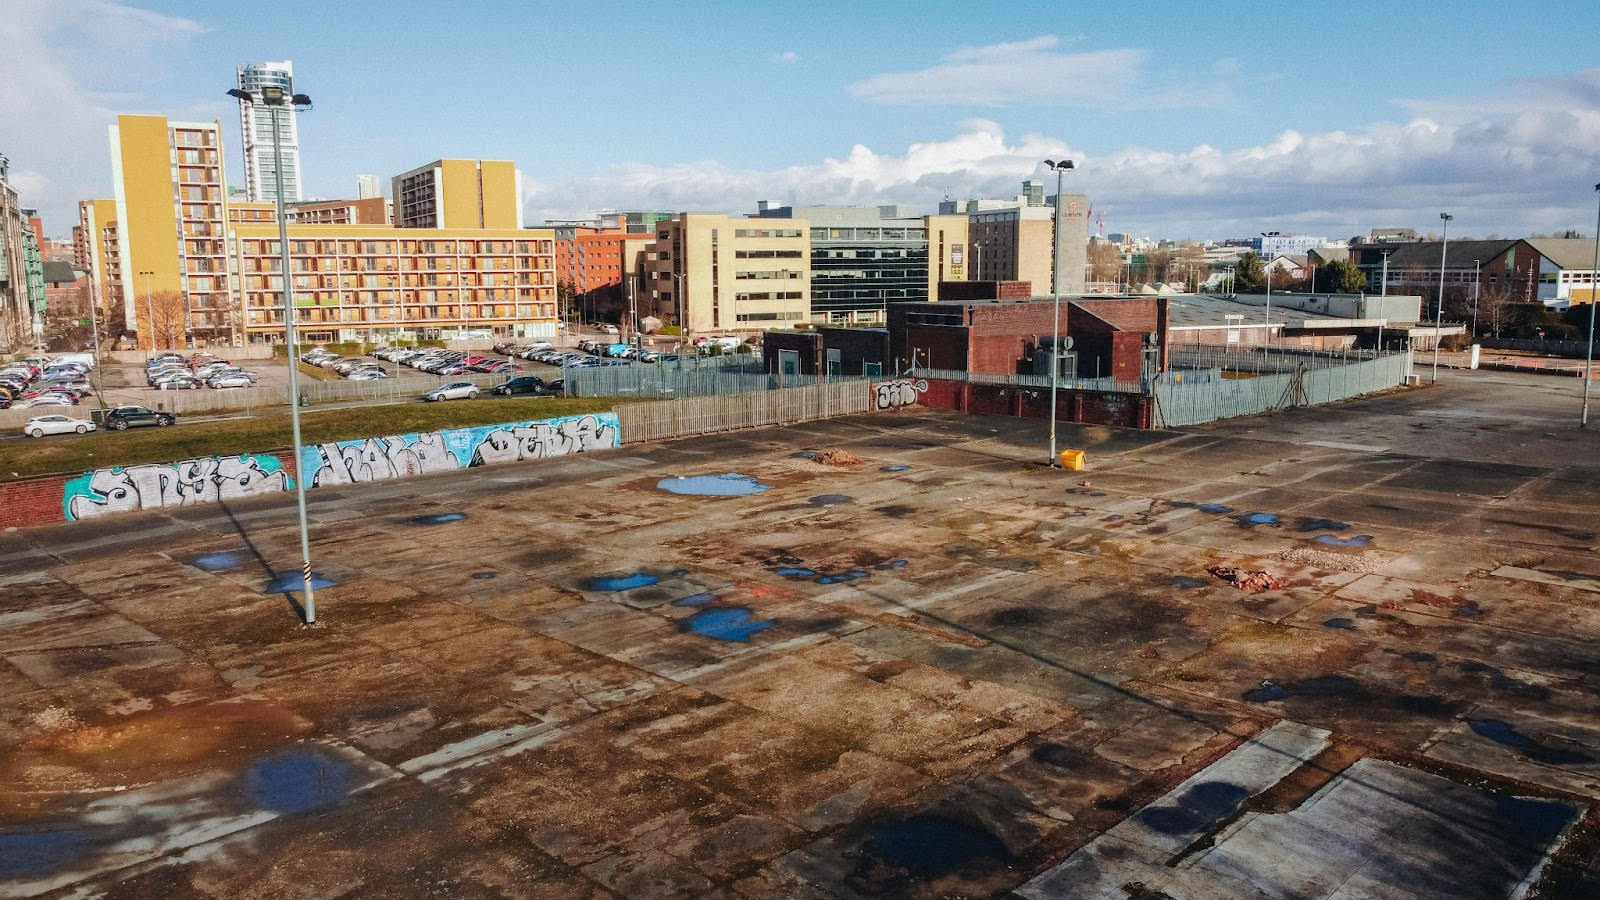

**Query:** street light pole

left=1471, top=258, right=1481, bottom=339
left=1582, top=183, right=1600, bottom=427
left=230, top=83, right=318, bottom=623
left=1044, top=158, right=1074, bottom=468
left=1433, top=212, right=1451, bottom=385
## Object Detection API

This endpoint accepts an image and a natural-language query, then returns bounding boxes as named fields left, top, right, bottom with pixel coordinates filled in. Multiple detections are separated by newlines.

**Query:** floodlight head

left=226, top=88, right=253, bottom=102
left=1440, top=212, right=1452, bottom=221
left=291, top=93, right=312, bottom=107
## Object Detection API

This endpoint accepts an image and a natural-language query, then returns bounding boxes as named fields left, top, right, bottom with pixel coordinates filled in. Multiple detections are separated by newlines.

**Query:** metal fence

left=615, top=380, right=871, bottom=444
left=562, top=356, right=864, bottom=399
left=912, top=367, right=1144, bottom=395
left=1153, top=348, right=1412, bottom=427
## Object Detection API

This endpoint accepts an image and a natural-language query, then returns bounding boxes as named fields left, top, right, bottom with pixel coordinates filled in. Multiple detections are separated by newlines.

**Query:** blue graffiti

left=657, top=473, right=772, bottom=496
left=682, top=607, right=776, bottom=642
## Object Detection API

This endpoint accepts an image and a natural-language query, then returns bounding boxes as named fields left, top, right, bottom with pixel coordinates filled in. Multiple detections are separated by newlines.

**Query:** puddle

left=1243, top=675, right=1360, bottom=702
left=875, top=559, right=910, bottom=570
left=775, top=567, right=817, bottom=578
left=809, top=494, right=854, bottom=506
left=1468, top=719, right=1596, bottom=765
left=469, top=571, right=497, bottom=580
left=790, top=451, right=817, bottom=459
left=242, top=746, right=351, bottom=814
left=1137, top=781, right=1251, bottom=835
left=1322, top=617, right=1357, bottom=629
left=0, top=830, right=88, bottom=879
left=669, top=568, right=689, bottom=576
left=1172, top=576, right=1209, bottom=590
left=1300, top=518, right=1351, bottom=532
left=816, top=570, right=870, bottom=585
left=1168, top=500, right=1234, bottom=514
left=587, top=572, right=660, bottom=591
left=1456, top=662, right=1552, bottom=700
left=189, top=550, right=247, bottom=572
left=1401, top=651, right=1436, bottom=662
left=1237, top=512, right=1280, bottom=526
left=671, top=592, right=718, bottom=607
left=881, top=464, right=911, bottom=472
left=681, top=607, right=776, bottom=642
left=411, top=512, right=467, bottom=525
left=264, top=572, right=336, bottom=593
left=1455, top=600, right=1484, bottom=617
left=657, top=473, right=771, bottom=496
left=1313, top=534, right=1373, bottom=548
left=864, top=815, right=1009, bottom=880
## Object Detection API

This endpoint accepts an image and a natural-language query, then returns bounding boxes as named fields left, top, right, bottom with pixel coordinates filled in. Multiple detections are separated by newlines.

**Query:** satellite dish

left=1145, top=332, right=1159, bottom=347
left=1062, top=335, right=1074, bottom=351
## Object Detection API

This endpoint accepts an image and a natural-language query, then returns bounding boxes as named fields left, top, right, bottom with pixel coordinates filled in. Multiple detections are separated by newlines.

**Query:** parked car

left=24, top=414, right=95, bottom=437
left=423, top=381, right=480, bottom=401
left=105, top=405, right=175, bottom=429
left=600, top=323, right=619, bottom=334
left=348, top=369, right=389, bottom=381
left=209, top=373, right=254, bottom=388
left=491, top=375, right=552, bottom=396
left=13, top=395, right=76, bottom=408
left=156, top=375, right=203, bottom=390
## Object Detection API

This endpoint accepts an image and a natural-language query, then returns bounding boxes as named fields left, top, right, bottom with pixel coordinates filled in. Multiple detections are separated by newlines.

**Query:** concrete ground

left=2, top=369, right=1599, bottom=897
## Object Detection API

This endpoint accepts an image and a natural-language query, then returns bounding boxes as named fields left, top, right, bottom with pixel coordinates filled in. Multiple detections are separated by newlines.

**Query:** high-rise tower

left=235, top=60, right=303, bottom=203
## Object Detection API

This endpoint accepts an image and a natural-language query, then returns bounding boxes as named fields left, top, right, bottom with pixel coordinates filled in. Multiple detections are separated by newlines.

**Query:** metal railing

left=1153, top=348, right=1412, bottom=427
left=615, top=380, right=871, bottom=444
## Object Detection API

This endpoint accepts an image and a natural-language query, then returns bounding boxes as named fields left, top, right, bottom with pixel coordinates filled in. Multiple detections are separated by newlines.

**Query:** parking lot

left=2, top=370, right=1599, bottom=896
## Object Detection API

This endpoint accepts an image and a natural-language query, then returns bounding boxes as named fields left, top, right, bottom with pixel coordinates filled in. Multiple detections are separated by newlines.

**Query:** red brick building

left=555, top=226, right=637, bottom=302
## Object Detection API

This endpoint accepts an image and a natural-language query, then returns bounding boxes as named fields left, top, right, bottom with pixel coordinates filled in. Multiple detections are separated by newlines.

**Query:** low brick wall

left=916, top=378, right=1151, bottom=429
left=0, top=473, right=77, bottom=529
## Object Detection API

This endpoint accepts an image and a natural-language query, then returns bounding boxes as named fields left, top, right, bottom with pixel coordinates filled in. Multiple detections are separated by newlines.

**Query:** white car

left=24, top=414, right=95, bottom=437
left=349, top=369, right=389, bottom=381
left=423, top=380, right=480, bottom=401
left=209, top=373, right=254, bottom=388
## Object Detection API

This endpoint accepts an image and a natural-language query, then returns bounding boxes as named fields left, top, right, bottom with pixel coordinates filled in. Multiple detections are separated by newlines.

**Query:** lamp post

left=1471, top=258, right=1481, bottom=339
left=138, top=269, right=155, bottom=350
left=1433, top=212, right=1451, bottom=385
left=1582, top=183, right=1600, bottom=427
left=1380, top=249, right=1392, bottom=296
left=1044, top=158, right=1074, bottom=468
left=228, top=83, right=318, bottom=624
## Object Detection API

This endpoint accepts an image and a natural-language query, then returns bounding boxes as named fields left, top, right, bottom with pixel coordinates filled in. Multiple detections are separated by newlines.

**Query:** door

left=778, top=349, right=800, bottom=378
left=825, top=349, right=841, bottom=378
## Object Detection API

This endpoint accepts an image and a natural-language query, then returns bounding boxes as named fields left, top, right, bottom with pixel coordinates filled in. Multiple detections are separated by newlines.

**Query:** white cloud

left=0, top=1, right=209, bottom=232
left=770, top=50, right=800, bottom=65
left=527, top=80, right=1600, bottom=239
left=846, top=35, right=1226, bottom=110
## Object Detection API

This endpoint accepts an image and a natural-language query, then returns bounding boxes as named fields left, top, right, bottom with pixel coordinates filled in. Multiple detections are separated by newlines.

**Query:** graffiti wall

left=299, top=412, right=621, bottom=488
left=63, top=454, right=293, bottom=521
left=874, top=379, right=926, bottom=410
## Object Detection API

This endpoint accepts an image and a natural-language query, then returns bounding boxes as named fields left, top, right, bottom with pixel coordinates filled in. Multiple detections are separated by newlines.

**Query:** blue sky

left=5, top=0, right=1600, bottom=242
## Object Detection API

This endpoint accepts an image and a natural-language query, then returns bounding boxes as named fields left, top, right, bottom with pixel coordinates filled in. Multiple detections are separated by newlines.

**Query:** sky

left=4, top=0, right=1600, bottom=244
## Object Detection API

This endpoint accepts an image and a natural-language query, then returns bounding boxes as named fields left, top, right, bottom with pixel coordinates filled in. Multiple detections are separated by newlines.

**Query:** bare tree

left=145, top=289, right=187, bottom=350
left=1087, top=241, right=1121, bottom=282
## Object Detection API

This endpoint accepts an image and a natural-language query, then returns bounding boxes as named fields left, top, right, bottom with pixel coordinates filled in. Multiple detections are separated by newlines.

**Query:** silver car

left=423, top=380, right=480, bottom=401
left=209, top=373, right=254, bottom=388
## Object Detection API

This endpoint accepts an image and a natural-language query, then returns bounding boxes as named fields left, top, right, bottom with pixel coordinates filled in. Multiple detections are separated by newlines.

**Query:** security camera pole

left=1044, top=158, right=1074, bottom=467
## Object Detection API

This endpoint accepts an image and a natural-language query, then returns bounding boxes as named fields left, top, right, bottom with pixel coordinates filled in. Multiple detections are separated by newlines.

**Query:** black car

left=105, top=405, right=176, bottom=430
left=492, top=375, right=555, bottom=396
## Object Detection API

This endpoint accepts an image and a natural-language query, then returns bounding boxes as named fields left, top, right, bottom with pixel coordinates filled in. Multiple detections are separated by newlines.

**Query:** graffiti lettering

left=306, top=432, right=456, bottom=487
left=470, top=414, right=620, bottom=466
left=874, top=379, right=925, bottom=410
left=63, top=454, right=291, bottom=520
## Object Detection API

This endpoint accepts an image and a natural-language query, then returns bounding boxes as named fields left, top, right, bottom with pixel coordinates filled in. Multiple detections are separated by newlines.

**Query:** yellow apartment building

left=227, top=224, right=557, bottom=344
left=109, top=114, right=232, bottom=349
left=75, top=198, right=118, bottom=322
left=644, top=214, right=811, bottom=334
left=392, top=159, right=522, bottom=229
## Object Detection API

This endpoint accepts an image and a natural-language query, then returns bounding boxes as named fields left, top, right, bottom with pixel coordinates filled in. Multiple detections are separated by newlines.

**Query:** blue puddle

left=776, top=567, right=817, bottom=578
left=809, top=494, right=854, bottom=506
left=817, top=571, right=871, bottom=585
left=588, top=572, right=659, bottom=591
left=0, top=830, right=88, bottom=879
left=1313, top=534, right=1373, bottom=548
left=1300, top=518, right=1350, bottom=532
left=657, top=473, right=772, bottom=496
left=264, top=572, right=336, bottom=593
left=881, top=464, right=911, bottom=472
left=189, top=550, right=247, bottom=572
left=1172, top=576, right=1210, bottom=590
left=865, top=815, right=1009, bottom=880
left=876, top=559, right=909, bottom=570
left=672, top=592, right=718, bottom=607
left=243, top=746, right=352, bottom=814
left=790, top=450, right=817, bottom=459
left=681, top=607, right=776, bottom=642
left=1168, top=500, right=1234, bottom=515
left=470, top=571, right=497, bottom=580
left=1322, top=617, right=1357, bottom=630
left=1238, top=512, right=1280, bottom=526
left=412, top=512, right=467, bottom=525
left=669, top=568, right=688, bottom=576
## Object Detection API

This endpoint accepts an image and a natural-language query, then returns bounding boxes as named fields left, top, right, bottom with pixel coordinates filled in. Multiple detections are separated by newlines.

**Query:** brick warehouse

left=886, top=295, right=1168, bottom=379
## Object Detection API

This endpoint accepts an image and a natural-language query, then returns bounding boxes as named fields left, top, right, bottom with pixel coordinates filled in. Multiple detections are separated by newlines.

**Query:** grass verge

left=1, top=396, right=630, bottom=480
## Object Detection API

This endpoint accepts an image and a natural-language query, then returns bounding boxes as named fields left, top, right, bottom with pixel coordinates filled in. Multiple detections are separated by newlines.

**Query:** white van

left=50, top=352, right=96, bottom=369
